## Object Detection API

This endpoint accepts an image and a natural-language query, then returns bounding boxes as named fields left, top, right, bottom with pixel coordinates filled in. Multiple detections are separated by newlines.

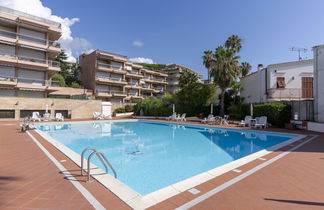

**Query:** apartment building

left=313, top=45, right=324, bottom=122
left=161, top=64, right=203, bottom=93
left=240, top=59, right=314, bottom=103
left=79, top=50, right=168, bottom=103
left=0, top=6, right=61, bottom=98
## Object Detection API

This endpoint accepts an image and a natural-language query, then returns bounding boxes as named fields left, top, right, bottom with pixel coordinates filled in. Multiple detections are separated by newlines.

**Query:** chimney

left=258, top=64, right=263, bottom=71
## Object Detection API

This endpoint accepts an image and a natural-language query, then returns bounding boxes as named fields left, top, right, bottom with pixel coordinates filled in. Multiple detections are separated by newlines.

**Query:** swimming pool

left=37, top=120, right=297, bottom=195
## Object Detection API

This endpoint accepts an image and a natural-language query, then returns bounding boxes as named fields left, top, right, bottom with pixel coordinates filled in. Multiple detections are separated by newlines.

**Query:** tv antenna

left=289, top=47, right=307, bottom=61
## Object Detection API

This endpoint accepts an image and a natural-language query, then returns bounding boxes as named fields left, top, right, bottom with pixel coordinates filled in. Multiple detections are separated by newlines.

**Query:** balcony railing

left=97, top=50, right=127, bottom=58
left=17, top=77, right=46, bottom=86
left=97, top=62, right=125, bottom=70
left=267, top=88, right=313, bottom=100
left=0, top=76, right=17, bottom=82
left=0, top=29, right=60, bottom=48
left=0, top=6, right=61, bottom=28
left=0, top=53, right=60, bottom=67
left=127, top=92, right=142, bottom=96
left=96, top=75, right=126, bottom=82
left=0, top=75, right=62, bottom=87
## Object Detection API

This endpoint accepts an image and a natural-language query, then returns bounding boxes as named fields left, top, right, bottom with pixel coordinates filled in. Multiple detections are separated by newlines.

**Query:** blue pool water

left=37, top=120, right=295, bottom=195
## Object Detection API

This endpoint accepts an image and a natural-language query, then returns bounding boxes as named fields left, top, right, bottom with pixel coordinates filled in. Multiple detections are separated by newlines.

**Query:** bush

left=228, top=104, right=250, bottom=120
left=51, top=74, right=65, bottom=87
left=125, top=105, right=133, bottom=112
left=253, top=102, right=291, bottom=127
left=113, top=107, right=126, bottom=115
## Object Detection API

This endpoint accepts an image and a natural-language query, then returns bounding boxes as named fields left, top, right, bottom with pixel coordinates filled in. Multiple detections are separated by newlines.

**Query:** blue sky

left=42, top=0, right=324, bottom=78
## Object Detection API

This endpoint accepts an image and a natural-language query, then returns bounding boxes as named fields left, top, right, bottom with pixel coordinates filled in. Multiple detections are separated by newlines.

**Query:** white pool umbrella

left=45, top=104, right=49, bottom=113
left=250, top=103, right=253, bottom=117
left=210, top=104, right=213, bottom=114
left=172, top=104, right=175, bottom=114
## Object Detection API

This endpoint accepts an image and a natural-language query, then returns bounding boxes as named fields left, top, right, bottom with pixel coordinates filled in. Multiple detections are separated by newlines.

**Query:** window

left=302, top=77, right=313, bottom=98
left=276, top=77, right=285, bottom=88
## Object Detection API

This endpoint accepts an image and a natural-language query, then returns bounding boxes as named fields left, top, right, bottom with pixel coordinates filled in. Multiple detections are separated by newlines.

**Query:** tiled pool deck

left=1, top=118, right=324, bottom=209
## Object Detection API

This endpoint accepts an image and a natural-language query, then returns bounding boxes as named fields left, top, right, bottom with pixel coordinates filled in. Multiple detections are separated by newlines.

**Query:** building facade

left=161, top=64, right=203, bottom=93
left=240, top=60, right=314, bottom=104
left=79, top=50, right=168, bottom=103
left=313, top=45, right=324, bottom=122
left=0, top=6, right=61, bottom=98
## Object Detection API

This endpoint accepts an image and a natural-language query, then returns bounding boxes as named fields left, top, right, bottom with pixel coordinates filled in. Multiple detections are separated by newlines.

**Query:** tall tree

left=241, top=62, right=252, bottom=77
left=202, top=50, right=214, bottom=83
left=210, top=45, right=241, bottom=116
left=225, top=35, right=242, bottom=52
left=178, top=68, right=199, bottom=89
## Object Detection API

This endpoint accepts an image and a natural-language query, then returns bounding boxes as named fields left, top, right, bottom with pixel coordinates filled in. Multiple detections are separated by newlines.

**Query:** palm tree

left=225, top=35, right=243, bottom=53
left=211, top=46, right=241, bottom=116
left=241, top=62, right=252, bottom=77
left=202, top=50, right=214, bottom=83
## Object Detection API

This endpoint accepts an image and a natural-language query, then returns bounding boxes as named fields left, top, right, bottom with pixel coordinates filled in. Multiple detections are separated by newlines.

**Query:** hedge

left=228, top=104, right=250, bottom=120
left=253, top=102, right=291, bottom=127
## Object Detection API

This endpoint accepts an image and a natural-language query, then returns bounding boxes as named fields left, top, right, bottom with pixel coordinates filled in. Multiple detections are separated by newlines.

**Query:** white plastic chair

left=201, top=114, right=214, bottom=124
left=55, top=113, right=64, bottom=121
left=238, top=116, right=252, bottom=127
left=180, top=113, right=186, bottom=121
left=253, top=116, right=267, bottom=129
left=31, top=112, right=41, bottom=122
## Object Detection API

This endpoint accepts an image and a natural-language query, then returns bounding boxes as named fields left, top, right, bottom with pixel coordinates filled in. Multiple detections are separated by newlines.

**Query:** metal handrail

left=81, top=147, right=97, bottom=176
left=81, top=147, right=117, bottom=182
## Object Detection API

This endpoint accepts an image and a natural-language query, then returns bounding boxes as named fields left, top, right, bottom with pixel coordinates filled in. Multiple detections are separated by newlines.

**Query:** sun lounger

left=31, top=112, right=41, bottom=122
left=55, top=113, right=64, bottom=121
left=93, top=112, right=103, bottom=120
left=201, top=114, right=214, bottom=124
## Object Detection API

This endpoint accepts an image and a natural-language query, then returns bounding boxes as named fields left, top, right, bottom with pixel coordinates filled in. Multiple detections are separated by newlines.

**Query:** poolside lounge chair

left=102, top=113, right=112, bottom=120
left=31, top=112, right=41, bottom=122
left=167, top=113, right=177, bottom=121
left=21, top=117, right=35, bottom=132
left=221, top=115, right=229, bottom=125
left=176, top=113, right=186, bottom=121
left=93, top=112, right=103, bottom=120
left=238, top=116, right=252, bottom=127
left=253, top=116, right=267, bottom=129
left=55, top=113, right=64, bottom=121
left=201, top=114, right=215, bottom=124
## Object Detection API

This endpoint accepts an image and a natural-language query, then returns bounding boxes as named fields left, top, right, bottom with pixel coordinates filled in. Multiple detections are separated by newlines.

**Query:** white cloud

left=132, top=40, right=144, bottom=47
left=0, top=0, right=92, bottom=62
left=129, top=57, right=155, bottom=64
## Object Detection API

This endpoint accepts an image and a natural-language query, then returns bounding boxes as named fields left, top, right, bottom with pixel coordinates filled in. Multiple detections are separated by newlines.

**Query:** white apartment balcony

left=111, top=90, right=127, bottom=97
left=95, top=90, right=113, bottom=98
left=141, top=84, right=154, bottom=91
left=97, top=50, right=128, bottom=62
left=127, top=92, right=143, bottom=99
left=125, top=71, right=143, bottom=78
left=0, top=29, right=61, bottom=53
left=0, top=76, right=17, bottom=87
left=267, top=88, right=314, bottom=101
left=0, top=6, right=61, bottom=38
left=95, top=75, right=127, bottom=85
left=97, top=63, right=127, bottom=75
left=125, top=82, right=142, bottom=89
left=0, top=75, right=60, bottom=92
left=0, top=53, right=60, bottom=72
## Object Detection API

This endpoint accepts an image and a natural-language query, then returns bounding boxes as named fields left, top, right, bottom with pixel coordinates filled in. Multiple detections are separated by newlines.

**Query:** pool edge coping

left=34, top=120, right=306, bottom=209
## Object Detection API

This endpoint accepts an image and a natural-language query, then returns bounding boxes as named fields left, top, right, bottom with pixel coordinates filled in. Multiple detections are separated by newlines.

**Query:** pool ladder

left=81, top=147, right=117, bottom=182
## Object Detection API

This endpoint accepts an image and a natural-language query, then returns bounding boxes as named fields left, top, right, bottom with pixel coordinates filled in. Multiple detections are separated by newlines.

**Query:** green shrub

left=125, top=105, right=133, bottom=112
left=228, top=104, right=250, bottom=120
left=114, top=107, right=126, bottom=115
left=253, top=102, right=291, bottom=127
left=51, top=74, right=65, bottom=87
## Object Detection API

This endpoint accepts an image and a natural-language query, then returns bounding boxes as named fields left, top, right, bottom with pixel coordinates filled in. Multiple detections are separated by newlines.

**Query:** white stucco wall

left=313, top=45, right=324, bottom=122
left=240, top=60, right=313, bottom=104
left=240, top=69, right=266, bottom=103
left=267, top=62, right=313, bottom=90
